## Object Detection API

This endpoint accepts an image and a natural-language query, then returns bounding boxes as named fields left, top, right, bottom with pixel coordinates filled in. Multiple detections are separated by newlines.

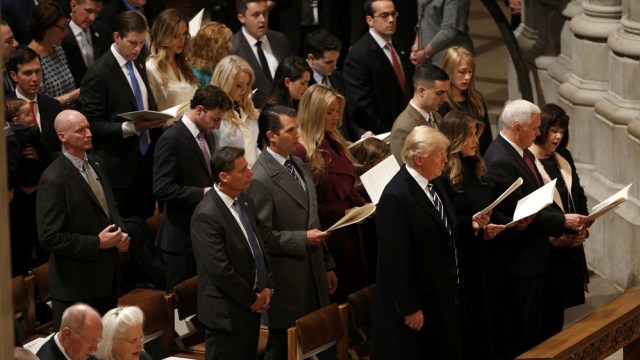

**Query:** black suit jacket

left=484, top=135, right=565, bottom=276
left=372, top=167, right=463, bottom=359
left=0, top=0, right=35, bottom=45
left=62, top=21, right=112, bottom=88
left=343, top=32, right=413, bottom=134
left=36, top=334, right=99, bottom=360
left=96, top=0, right=165, bottom=30
left=36, top=154, right=125, bottom=301
left=153, top=119, right=215, bottom=253
left=191, top=190, right=273, bottom=333
left=231, top=29, right=291, bottom=109
left=80, top=50, right=160, bottom=190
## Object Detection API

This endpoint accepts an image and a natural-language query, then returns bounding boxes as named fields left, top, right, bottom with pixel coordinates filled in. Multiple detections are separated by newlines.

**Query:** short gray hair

left=95, top=306, right=144, bottom=360
left=501, top=99, right=540, bottom=130
left=402, top=126, right=450, bottom=166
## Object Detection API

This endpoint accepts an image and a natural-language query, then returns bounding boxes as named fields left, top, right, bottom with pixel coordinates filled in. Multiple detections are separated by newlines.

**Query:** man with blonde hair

left=372, top=126, right=488, bottom=359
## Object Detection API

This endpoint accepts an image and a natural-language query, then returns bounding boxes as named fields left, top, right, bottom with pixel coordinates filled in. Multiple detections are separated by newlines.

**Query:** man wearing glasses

left=37, top=303, right=103, bottom=360
left=343, top=0, right=413, bottom=136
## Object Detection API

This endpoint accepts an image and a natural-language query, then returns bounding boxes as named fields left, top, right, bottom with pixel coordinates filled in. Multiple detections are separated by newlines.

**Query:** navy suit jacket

left=191, top=190, right=273, bottom=333
left=231, top=29, right=291, bottom=109
left=344, top=32, right=413, bottom=134
left=80, top=50, right=160, bottom=190
left=153, top=120, right=215, bottom=253
left=36, top=154, right=125, bottom=301
left=62, top=21, right=112, bottom=88
left=1, top=0, right=35, bottom=45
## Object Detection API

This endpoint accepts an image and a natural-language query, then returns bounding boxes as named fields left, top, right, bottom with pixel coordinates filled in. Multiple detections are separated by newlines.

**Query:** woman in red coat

left=292, top=84, right=370, bottom=303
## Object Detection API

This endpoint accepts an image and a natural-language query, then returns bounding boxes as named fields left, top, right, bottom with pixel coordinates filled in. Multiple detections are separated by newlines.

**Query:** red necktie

left=523, top=150, right=541, bottom=186
left=29, top=101, right=38, bottom=126
left=386, top=43, right=406, bottom=97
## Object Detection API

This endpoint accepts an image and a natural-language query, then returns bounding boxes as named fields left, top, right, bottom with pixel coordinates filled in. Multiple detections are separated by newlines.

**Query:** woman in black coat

left=529, top=103, right=590, bottom=340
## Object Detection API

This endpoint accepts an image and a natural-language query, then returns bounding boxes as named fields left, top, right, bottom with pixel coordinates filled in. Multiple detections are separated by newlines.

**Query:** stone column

left=508, top=0, right=540, bottom=99
left=545, top=0, right=585, bottom=103
left=558, top=0, right=621, bottom=166
left=587, top=0, right=640, bottom=288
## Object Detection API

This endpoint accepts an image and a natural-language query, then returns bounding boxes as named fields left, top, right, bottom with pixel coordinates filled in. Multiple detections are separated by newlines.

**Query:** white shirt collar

left=69, top=20, right=84, bottom=37
left=53, top=333, right=73, bottom=360
left=242, top=26, right=266, bottom=47
left=500, top=131, right=524, bottom=158
left=409, top=99, right=432, bottom=122
left=369, top=28, right=391, bottom=49
left=266, top=146, right=287, bottom=166
left=214, top=183, right=236, bottom=209
left=110, top=43, right=131, bottom=68
left=15, top=89, right=36, bottom=102
left=181, top=114, right=200, bottom=139
left=406, top=163, right=431, bottom=192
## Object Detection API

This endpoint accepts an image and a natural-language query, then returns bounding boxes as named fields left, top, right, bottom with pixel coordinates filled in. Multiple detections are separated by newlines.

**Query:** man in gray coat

left=248, top=105, right=337, bottom=360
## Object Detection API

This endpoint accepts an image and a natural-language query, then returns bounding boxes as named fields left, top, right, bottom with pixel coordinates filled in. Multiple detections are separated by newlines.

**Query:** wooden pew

left=516, top=285, right=640, bottom=360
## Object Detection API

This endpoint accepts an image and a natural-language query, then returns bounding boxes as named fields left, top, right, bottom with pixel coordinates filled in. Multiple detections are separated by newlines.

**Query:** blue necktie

left=125, top=61, right=148, bottom=155
left=233, top=200, right=267, bottom=290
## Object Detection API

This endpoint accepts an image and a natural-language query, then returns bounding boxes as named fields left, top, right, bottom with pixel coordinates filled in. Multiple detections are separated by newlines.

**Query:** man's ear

left=9, top=70, right=17, bottom=82
left=237, top=13, right=245, bottom=25
left=266, top=130, right=277, bottom=144
left=219, top=171, right=228, bottom=183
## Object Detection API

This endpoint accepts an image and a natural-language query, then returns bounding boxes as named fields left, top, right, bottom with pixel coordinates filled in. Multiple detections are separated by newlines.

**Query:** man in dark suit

left=343, top=0, right=413, bottom=135
left=389, top=64, right=449, bottom=163
left=36, top=110, right=130, bottom=330
left=1, top=21, right=18, bottom=96
left=305, top=29, right=367, bottom=141
left=62, top=0, right=112, bottom=88
left=153, top=85, right=232, bottom=292
left=483, top=99, right=587, bottom=349
left=96, top=0, right=165, bottom=32
left=80, top=11, right=166, bottom=219
left=248, top=105, right=336, bottom=360
left=372, top=125, right=488, bottom=359
left=36, top=303, right=102, bottom=360
left=7, top=47, right=63, bottom=152
left=231, top=0, right=291, bottom=109
left=191, top=146, right=274, bottom=360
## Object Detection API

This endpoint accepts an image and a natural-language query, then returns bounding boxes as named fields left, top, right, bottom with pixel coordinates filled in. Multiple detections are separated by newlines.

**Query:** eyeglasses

left=372, top=11, right=399, bottom=21
left=68, top=327, right=102, bottom=347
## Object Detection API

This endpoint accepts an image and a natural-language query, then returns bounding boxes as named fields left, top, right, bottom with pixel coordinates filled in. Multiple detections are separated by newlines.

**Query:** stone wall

left=515, top=0, right=640, bottom=289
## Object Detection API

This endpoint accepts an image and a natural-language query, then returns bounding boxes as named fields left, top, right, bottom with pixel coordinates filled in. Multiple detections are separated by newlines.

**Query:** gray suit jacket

left=389, top=104, right=442, bottom=163
left=231, top=29, right=291, bottom=109
left=248, top=150, right=335, bottom=329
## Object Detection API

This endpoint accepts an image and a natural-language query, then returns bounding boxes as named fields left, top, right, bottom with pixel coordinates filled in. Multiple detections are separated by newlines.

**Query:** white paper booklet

left=506, top=179, right=557, bottom=227
left=474, top=177, right=523, bottom=217
left=587, top=183, right=632, bottom=221
left=360, top=155, right=401, bottom=204
left=326, top=203, right=376, bottom=231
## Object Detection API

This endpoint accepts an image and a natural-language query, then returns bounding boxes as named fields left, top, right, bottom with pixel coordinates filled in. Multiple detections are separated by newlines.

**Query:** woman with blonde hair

left=187, top=22, right=233, bottom=87
left=146, top=9, right=198, bottom=110
left=439, top=46, right=493, bottom=154
left=211, top=55, right=261, bottom=167
left=292, top=84, right=370, bottom=303
left=95, top=306, right=152, bottom=360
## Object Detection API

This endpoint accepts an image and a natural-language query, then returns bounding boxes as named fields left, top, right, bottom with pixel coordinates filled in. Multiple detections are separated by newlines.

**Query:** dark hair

left=29, top=1, right=69, bottom=42
left=364, top=0, right=394, bottom=17
left=7, top=47, right=40, bottom=74
left=212, top=146, right=245, bottom=183
left=236, top=0, right=266, bottom=13
left=267, top=56, right=310, bottom=108
left=413, top=63, right=449, bottom=89
left=191, top=85, right=233, bottom=111
left=305, top=29, right=342, bottom=59
left=258, top=104, right=297, bottom=146
left=114, top=11, right=148, bottom=38
left=536, top=103, right=570, bottom=149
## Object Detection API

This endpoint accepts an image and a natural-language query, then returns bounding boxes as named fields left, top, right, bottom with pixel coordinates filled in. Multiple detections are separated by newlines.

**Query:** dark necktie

left=427, top=182, right=458, bottom=281
left=386, top=43, right=406, bottom=97
left=284, top=157, right=302, bottom=185
left=233, top=200, right=267, bottom=290
left=255, top=40, right=273, bottom=82
left=427, top=113, right=437, bottom=129
left=196, top=132, right=211, bottom=176
left=321, top=75, right=328, bottom=85
left=125, top=61, right=149, bottom=155
left=523, top=149, right=541, bottom=186
left=83, top=160, right=109, bottom=217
